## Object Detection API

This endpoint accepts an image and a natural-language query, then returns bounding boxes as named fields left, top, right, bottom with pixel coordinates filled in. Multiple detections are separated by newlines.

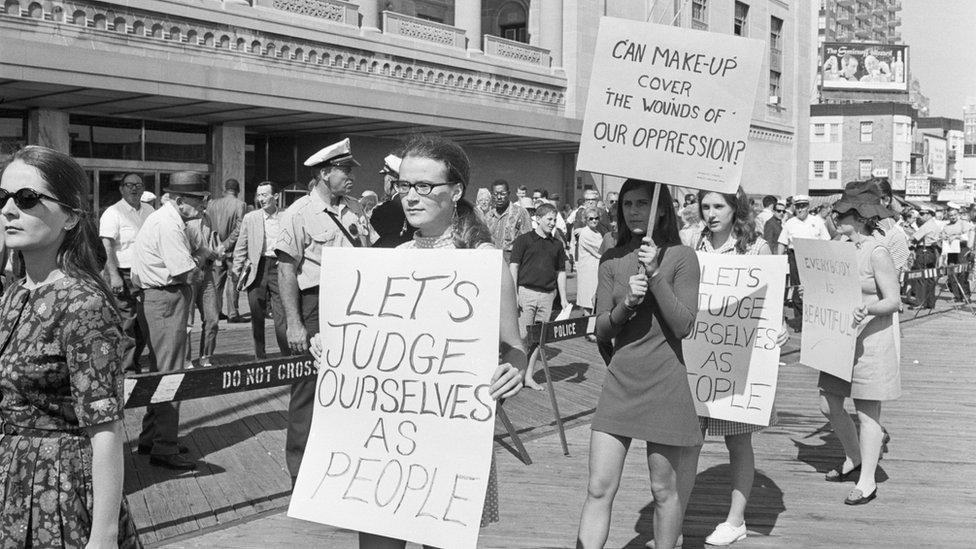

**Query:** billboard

left=923, top=135, right=947, bottom=180
left=904, top=175, right=930, bottom=196
left=821, top=42, right=908, bottom=91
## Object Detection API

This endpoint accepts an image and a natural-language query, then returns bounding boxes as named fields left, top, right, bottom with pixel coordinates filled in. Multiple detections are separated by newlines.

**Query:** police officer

left=275, top=138, right=366, bottom=483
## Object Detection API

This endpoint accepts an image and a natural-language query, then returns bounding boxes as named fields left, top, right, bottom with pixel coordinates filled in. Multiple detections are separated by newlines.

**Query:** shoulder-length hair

left=400, top=134, right=492, bottom=249
left=615, top=179, right=680, bottom=248
left=5, top=146, right=115, bottom=305
left=696, top=186, right=757, bottom=254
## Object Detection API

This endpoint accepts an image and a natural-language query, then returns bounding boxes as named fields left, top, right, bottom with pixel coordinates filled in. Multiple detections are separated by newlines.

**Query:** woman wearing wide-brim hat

left=818, top=179, right=901, bottom=506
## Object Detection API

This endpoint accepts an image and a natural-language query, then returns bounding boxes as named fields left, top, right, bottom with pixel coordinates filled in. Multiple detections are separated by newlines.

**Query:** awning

left=809, top=193, right=841, bottom=210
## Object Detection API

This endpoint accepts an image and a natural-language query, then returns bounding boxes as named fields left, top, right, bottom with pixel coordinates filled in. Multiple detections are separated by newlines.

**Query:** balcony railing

left=381, top=11, right=466, bottom=50
left=835, top=13, right=854, bottom=26
left=854, top=28, right=872, bottom=39
left=855, top=10, right=871, bottom=20
left=484, top=35, right=551, bottom=68
left=253, top=0, right=357, bottom=25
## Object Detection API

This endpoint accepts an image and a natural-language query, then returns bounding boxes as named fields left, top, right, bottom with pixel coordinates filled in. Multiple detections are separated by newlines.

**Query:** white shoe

left=705, top=522, right=747, bottom=546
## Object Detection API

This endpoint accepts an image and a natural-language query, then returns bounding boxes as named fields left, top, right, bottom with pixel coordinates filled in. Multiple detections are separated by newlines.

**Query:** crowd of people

left=0, top=134, right=963, bottom=548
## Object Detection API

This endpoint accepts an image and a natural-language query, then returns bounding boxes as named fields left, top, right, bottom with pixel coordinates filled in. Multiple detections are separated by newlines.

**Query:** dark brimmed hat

left=163, top=171, right=210, bottom=198
left=833, top=180, right=893, bottom=219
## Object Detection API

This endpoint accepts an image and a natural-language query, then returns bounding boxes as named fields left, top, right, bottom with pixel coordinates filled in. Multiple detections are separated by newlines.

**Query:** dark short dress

left=591, top=244, right=704, bottom=446
left=0, top=276, right=141, bottom=548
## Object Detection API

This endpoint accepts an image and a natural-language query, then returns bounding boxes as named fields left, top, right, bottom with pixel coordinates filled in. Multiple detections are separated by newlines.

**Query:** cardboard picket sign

left=577, top=17, right=765, bottom=194
left=793, top=239, right=861, bottom=381
left=683, top=253, right=787, bottom=426
left=288, top=248, right=502, bottom=549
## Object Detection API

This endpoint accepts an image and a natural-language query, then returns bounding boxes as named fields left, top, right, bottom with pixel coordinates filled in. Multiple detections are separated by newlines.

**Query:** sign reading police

left=288, top=248, right=502, bottom=549
left=682, top=253, right=787, bottom=426
left=577, top=17, right=765, bottom=193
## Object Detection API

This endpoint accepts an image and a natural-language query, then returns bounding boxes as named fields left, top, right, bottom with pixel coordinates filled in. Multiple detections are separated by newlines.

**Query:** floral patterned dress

left=0, top=276, right=141, bottom=548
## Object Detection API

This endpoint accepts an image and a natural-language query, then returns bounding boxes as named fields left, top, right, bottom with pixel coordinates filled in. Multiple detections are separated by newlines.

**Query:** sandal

left=844, top=486, right=877, bottom=505
left=825, top=462, right=861, bottom=482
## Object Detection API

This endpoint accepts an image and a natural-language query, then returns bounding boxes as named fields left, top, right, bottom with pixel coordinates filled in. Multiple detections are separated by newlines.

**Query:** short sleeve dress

left=397, top=231, right=500, bottom=527
left=818, top=237, right=902, bottom=401
left=591, top=243, right=703, bottom=446
left=693, top=233, right=780, bottom=436
left=0, top=276, right=142, bottom=548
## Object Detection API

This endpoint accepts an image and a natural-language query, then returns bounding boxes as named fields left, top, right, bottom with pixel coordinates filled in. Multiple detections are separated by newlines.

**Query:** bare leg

left=646, top=442, right=693, bottom=549
left=524, top=345, right=545, bottom=391
left=577, top=431, right=631, bottom=548
left=724, top=433, right=754, bottom=526
left=821, top=391, right=861, bottom=471
left=853, top=399, right=883, bottom=496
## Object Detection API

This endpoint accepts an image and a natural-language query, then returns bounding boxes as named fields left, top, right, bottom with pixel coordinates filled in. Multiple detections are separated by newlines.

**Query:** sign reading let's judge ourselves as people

left=577, top=17, right=765, bottom=193
left=793, top=238, right=861, bottom=382
left=288, top=248, right=502, bottom=549
left=682, top=253, right=787, bottom=426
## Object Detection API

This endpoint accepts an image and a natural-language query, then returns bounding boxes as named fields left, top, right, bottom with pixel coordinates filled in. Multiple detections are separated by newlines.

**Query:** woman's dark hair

left=835, top=208, right=881, bottom=235
left=400, top=134, right=491, bottom=249
left=615, top=179, right=680, bottom=248
left=696, top=186, right=758, bottom=254
left=4, top=146, right=116, bottom=306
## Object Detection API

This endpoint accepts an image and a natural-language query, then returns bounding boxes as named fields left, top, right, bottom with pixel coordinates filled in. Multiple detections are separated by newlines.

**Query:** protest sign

left=576, top=17, right=765, bottom=193
left=288, top=248, right=502, bottom=549
left=793, top=239, right=861, bottom=381
left=683, top=253, right=787, bottom=426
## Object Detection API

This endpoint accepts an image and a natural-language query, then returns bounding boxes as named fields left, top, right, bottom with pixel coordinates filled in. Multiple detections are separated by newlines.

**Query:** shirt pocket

left=119, top=225, right=137, bottom=246
left=308, top=227, right=340, bottom=258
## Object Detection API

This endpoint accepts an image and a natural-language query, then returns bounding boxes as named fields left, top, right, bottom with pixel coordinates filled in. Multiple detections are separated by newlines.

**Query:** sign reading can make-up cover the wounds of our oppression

left=683, top=253, right=788, bottom=426
left=576, top=17, right=766, bottom=193
left=288, top=248, right=502, bottom=549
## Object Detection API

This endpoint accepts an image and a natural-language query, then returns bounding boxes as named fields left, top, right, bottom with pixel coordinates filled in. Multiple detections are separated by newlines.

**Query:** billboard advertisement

left=923, top=135, right=947, bottom=180
left=821, top=42, right=908, bottom=91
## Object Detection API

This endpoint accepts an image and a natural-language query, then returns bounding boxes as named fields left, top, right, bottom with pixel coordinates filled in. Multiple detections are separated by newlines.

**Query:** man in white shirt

left=777, top=195, right=829, bottom=327
left=99, top=173, right=155, bottom=374
left=941, top=203, right=971, bottom=301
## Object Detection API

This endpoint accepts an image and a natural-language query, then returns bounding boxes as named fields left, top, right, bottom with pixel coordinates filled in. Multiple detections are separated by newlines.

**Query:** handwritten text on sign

left=576, top=18, right=765, bottom=193
left=288, top=248, right=502, bottom=549
left=794, top=239, right=861, bottom=382
left=682, top=253, right=787, bottom=426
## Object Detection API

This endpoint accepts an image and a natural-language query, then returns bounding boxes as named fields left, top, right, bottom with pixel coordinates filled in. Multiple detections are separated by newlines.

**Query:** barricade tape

left=123, top=355, right=316, bottom=408
left=785, top=263, right=972, bottom=294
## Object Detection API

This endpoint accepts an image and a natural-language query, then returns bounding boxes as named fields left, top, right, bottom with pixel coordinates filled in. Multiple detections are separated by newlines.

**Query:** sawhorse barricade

left=525, top=315, right=598, bottom=458
left=122, top=355, right=532, bottom=464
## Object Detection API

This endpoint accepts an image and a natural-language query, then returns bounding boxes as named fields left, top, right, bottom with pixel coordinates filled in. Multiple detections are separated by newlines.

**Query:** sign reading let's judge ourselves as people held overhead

left=577, top=17, right=765, bottom=193
left=288, top=248, right=502, bottom=549
left=683, top=253, right=787, bottom=426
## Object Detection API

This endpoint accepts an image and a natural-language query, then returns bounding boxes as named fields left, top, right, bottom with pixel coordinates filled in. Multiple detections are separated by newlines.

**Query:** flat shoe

left=149, top=453, right=197, bottom=471
left=825, top=463, right=860, bottom=482
left=844, top=487, right=877, bottom=505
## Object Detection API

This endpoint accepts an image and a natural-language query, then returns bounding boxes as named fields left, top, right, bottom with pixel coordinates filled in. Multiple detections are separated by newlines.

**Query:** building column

left=211, top=124, right=245, bottom=196
left=455, top=0, right=482, bottom=53
left=357, top=0, right=381, bottom=32
left=27, top=109, right=69, bottom=153
left=539, top=0, right=563, bottom=68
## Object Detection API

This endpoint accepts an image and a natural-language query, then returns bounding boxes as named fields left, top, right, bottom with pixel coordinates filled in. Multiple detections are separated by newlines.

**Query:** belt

left=0, top=422, right=85, bottom=438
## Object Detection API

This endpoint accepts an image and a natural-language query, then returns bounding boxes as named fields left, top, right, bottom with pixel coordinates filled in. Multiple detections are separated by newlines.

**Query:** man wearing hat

left=910, top=206, right=941, bottom=309
left=941, top=203, right=971, bottom=301
left=777, top=195, right=830, bottom=326
left=369, top=153, right=415, bottom=248
left=99, top=173, right=155, bottom=375
left=131, top=171, right=210, bottom=470
left=275, top=138, right=367, bottom=483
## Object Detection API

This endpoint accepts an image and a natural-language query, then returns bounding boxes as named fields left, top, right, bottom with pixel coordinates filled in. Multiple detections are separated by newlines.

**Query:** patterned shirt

left=485, top=203, right=533, bottom=252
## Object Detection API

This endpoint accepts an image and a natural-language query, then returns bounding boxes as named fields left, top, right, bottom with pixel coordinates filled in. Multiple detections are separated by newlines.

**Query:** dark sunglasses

left=0, top=188, right=77, bottom=211
left=586, top=216, right=600, bottom=220
left=774, top=208, right=786, bottom=213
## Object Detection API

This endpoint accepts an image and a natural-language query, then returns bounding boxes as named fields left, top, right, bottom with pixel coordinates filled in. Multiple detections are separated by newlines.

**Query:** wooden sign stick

left=638, top=183, right=663, bottom=276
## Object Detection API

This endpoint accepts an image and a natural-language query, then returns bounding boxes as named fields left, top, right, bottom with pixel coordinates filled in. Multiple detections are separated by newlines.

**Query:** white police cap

left=303, top=138, right=360, bottom=168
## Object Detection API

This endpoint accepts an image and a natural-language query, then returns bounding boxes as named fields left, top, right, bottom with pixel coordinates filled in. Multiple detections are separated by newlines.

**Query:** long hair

left=5, top=146, right=116, bottom=306
left=400, top=134, right=491, bottom=249
left=615, top=179, right=680, bottom=248
left=696, top=186, right=758, bottom=254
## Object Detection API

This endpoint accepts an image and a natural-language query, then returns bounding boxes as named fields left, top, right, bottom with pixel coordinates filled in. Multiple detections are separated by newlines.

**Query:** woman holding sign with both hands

left=680, top=187, right=790, bottom=548
left=577, top=179, right=701, bottom=549
left=310, top=134, right=526, bottom=549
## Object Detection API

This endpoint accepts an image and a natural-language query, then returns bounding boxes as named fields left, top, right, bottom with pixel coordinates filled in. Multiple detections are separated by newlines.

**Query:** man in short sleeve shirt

left=99, top=173, right=154, bottom=374
left=275, top=138, right=364, bottom=483
left=131, top=172, right=210, bottom=471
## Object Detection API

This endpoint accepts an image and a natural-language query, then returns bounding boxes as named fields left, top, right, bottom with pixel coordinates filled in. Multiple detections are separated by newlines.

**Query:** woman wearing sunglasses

left=310, top=134, right=525, bottom=548
left=0, top=146, right=141, bottom=547
left=574, top=206, right=604, bottom=317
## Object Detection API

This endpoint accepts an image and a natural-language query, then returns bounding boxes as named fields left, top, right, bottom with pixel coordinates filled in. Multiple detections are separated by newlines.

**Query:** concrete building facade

left=0, top=0, right=811, bottom=209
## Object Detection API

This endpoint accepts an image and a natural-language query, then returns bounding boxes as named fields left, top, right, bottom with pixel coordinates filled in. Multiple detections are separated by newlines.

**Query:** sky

left=899, top=0, right=976, bottom=116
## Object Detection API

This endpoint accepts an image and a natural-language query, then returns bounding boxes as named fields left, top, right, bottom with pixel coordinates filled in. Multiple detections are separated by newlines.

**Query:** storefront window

left=145, top=121, right=208, bottom=163
left=69, top=115, right=209, bottom=163
left=0, top=111, right=26, bottom=156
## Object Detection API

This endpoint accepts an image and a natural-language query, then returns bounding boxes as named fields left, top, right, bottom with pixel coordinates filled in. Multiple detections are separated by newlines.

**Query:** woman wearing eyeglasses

left=311, top=134, right=525, bottom=549
left=0, top=146, right=141, bottom=547
left=574, top=206, right=604, bottom=317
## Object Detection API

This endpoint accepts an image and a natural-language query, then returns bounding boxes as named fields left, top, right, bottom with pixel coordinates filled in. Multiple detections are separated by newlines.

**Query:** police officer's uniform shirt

left=274, top=192, right=361, bottom=291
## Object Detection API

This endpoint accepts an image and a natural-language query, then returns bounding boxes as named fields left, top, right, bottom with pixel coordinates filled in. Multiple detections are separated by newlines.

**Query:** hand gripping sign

left=288, top=248, right=502, bottom=549
left=577, top=17, right=766, bottom=195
